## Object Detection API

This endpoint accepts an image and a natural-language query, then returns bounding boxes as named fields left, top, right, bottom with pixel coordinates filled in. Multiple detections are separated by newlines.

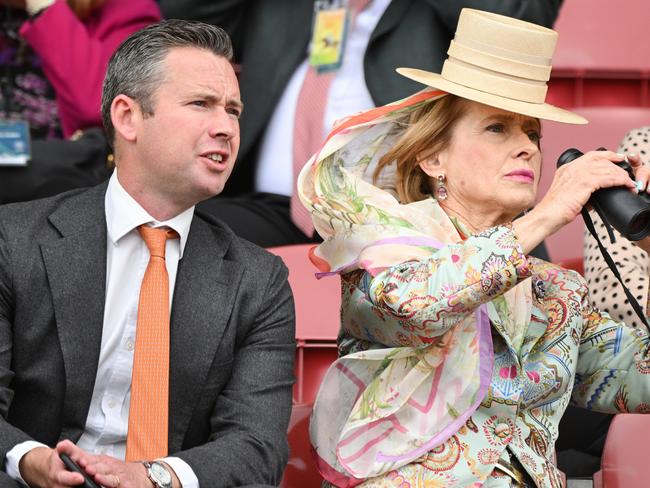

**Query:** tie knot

left=138, top=225, right=179, bottom=259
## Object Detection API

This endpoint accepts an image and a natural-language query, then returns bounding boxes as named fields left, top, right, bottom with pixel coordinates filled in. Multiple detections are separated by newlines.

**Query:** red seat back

left=267, top=244, right=340, bottom=404
left=595, top=414, right=650, bottom=487
left=268, top=245, right=340, bottom=487
left=281, top=403, right=322, bottom=488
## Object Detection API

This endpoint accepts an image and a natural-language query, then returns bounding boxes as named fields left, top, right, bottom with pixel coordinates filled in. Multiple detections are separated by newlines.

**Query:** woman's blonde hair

left=67, top=0, right=104, bottom=19
left=374, top=94, right=468, bottom=203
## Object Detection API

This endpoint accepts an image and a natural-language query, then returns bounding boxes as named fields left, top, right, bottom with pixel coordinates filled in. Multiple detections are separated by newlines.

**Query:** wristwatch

left=142, top=461, right=173, bottom=488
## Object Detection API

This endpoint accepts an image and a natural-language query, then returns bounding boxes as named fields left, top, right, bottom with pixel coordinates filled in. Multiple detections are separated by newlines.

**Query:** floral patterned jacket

left=337, top=225, right=650, bottom=487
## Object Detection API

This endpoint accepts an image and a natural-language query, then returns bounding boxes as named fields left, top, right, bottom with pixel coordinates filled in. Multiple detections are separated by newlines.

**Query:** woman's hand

left=513, top=150, right=636, bottom=254
left=627, top=151, right=650, bottom=192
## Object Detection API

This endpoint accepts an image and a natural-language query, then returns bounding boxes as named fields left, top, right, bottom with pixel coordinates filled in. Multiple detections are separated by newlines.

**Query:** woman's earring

left=436, top=174, right=448, bottom=200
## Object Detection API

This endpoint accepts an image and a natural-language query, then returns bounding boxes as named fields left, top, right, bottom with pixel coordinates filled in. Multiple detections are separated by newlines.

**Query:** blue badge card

left=0, top=120, right=30, bottom=166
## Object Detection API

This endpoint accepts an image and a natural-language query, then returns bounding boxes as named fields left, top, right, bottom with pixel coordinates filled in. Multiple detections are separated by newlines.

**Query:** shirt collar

left=105, top=171, right=194, bottom=258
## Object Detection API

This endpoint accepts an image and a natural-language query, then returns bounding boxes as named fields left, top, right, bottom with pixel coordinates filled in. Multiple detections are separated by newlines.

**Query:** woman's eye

left=486, top=123, right=505, bottom=133
left=528, top=130, right=541, bottom=143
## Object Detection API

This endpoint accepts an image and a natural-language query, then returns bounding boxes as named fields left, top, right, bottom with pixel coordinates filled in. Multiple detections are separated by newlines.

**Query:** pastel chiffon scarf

left=297, top=89, right=495, bottom=486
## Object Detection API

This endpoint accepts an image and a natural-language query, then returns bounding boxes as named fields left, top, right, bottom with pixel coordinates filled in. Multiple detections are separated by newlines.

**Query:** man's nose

left=208, top=108, right=238, bottom=139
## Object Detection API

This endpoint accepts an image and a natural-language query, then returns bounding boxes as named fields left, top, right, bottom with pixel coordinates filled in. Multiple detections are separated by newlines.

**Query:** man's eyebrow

left=189, top=92, right=244, bottom=113
left=228, top=97, right=244, bottom=113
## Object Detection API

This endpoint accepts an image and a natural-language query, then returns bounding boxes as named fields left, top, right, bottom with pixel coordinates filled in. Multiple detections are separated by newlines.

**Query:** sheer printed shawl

left=297, top=89, right=494, bottom=486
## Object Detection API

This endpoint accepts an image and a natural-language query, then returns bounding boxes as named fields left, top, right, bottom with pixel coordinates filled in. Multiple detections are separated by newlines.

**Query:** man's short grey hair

left=101, top=19, right=233, bottom=145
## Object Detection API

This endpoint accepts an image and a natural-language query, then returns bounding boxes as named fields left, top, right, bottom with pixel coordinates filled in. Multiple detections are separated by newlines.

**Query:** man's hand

left=18, top=439, right=182, bottom=488
left=76, top=453, right=182, bottom=488
left=19, top=440, right=86, bottom=488
left=72, top=450, right=150, bottom=488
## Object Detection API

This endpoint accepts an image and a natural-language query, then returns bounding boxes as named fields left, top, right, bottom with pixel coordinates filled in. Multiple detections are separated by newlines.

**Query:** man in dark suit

left=161, top=0, right=563, bottom=252
left=0, top=20, right=295, bottom=488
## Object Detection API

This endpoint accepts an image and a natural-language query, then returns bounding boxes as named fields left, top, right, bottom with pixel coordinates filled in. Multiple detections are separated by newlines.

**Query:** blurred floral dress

left=298, top=89, right=650, bottom=487
left=0, top=8, right=61, bottom=140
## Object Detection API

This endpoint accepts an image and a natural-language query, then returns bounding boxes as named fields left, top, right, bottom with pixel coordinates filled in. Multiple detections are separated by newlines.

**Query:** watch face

left=151, top=463, right=172, bottom=485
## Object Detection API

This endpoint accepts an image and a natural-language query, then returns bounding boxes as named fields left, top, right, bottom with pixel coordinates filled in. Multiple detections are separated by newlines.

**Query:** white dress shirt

left=255, top=0, right=392, bottom=195
left=6, top=172, right=200, bottom=487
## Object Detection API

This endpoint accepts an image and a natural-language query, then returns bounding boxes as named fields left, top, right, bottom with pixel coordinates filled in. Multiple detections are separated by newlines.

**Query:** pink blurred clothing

left=20, top=0, right=161, bottom=138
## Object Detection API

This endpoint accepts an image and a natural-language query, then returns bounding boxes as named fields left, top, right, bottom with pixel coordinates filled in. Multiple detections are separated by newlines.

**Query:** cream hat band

left=397, top=9, right=587, bottom=125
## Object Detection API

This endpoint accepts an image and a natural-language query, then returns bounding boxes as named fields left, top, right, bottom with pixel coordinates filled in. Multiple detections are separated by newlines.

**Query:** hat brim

left=397, top=68, right=588, bottom=125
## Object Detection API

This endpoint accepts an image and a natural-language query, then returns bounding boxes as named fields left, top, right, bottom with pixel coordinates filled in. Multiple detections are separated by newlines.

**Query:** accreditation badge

left=0, top=120, right=30, bottom=166
left=308, top=0, right=350, bottom=73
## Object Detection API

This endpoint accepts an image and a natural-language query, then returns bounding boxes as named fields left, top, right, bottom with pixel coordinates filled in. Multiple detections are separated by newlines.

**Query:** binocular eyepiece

left=557, top=148, right=650, bottom=240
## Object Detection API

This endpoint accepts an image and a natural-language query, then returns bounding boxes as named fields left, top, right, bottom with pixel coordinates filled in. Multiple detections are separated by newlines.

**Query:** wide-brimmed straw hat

left=398, top=9, right=587, bottom=124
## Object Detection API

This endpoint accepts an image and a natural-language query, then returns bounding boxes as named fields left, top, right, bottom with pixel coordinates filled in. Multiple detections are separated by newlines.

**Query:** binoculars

left=557, top=148, right=650, bottom=240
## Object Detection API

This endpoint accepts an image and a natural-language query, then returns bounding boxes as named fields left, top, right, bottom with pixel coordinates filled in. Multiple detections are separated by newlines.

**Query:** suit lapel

left=41, top=184, right=108, bottom=439
left=168, top=216, right=244, bottom=452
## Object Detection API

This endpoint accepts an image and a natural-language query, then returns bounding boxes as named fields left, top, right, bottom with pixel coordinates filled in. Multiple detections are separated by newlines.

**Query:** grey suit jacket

left=0, top=183, right=296, bottom=487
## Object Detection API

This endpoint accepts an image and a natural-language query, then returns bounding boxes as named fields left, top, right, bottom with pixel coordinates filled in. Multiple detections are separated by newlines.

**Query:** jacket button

left=494, top=422, right=511, bottom=438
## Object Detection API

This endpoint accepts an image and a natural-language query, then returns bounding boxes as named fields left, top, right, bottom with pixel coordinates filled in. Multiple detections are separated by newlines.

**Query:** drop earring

left=436, top=174, right=448, bottom=200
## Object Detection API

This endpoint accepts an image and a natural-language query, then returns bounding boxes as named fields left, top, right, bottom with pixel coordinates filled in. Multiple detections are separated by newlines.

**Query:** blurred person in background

left=0, top=0, right=160, bottom=138
left=0, top=0, right=160, bottom=204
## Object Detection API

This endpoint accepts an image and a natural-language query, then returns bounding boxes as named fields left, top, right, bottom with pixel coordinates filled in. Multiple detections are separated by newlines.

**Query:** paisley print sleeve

left=573, top=284, right=650, bottom=413
left=341, top=225, right=530, bottom=348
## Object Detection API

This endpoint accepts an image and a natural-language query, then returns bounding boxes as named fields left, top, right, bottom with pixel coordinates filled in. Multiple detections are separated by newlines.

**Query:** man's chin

left=197, top=184, right=226, bottom=202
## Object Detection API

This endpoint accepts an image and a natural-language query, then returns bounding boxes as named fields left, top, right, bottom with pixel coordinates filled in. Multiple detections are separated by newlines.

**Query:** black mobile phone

left=59, top=453, right=101, bottom=488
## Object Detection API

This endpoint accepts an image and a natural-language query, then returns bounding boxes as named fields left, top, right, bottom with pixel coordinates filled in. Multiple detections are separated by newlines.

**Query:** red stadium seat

left=592, top=414, right=650, bottom=487
left=267, top=244, right=340, bottom=404
left=268, top=244, right=340, bottom=487
left=281, top=402, right=321, bottom=488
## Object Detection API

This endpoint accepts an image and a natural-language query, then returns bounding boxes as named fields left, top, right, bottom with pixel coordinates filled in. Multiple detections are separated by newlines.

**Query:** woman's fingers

left=537, top=150, right=638, bottom=232
left=627, top=152, right=650, bottom=194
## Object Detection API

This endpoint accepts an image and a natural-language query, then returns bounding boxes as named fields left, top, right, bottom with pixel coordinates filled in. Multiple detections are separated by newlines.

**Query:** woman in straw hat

left=299, top=8, right=650, bottom=488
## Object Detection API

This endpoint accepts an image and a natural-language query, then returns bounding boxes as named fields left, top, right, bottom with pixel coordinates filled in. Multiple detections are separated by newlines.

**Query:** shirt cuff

left=161, top=456, right=199, bottom=488
left=6, top=440, right=49, bottom=486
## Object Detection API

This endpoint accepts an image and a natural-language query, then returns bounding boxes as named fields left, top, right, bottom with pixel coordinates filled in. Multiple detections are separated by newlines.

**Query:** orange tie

left=125, top=225, right=178, bottom=461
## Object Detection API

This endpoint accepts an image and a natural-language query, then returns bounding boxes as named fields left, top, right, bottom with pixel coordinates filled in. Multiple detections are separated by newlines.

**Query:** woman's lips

left=504, top=169, right=534, bottom=183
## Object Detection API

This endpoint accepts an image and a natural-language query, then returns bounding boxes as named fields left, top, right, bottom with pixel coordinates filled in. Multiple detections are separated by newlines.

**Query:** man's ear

left=110, top=94, right=141, bottom=143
